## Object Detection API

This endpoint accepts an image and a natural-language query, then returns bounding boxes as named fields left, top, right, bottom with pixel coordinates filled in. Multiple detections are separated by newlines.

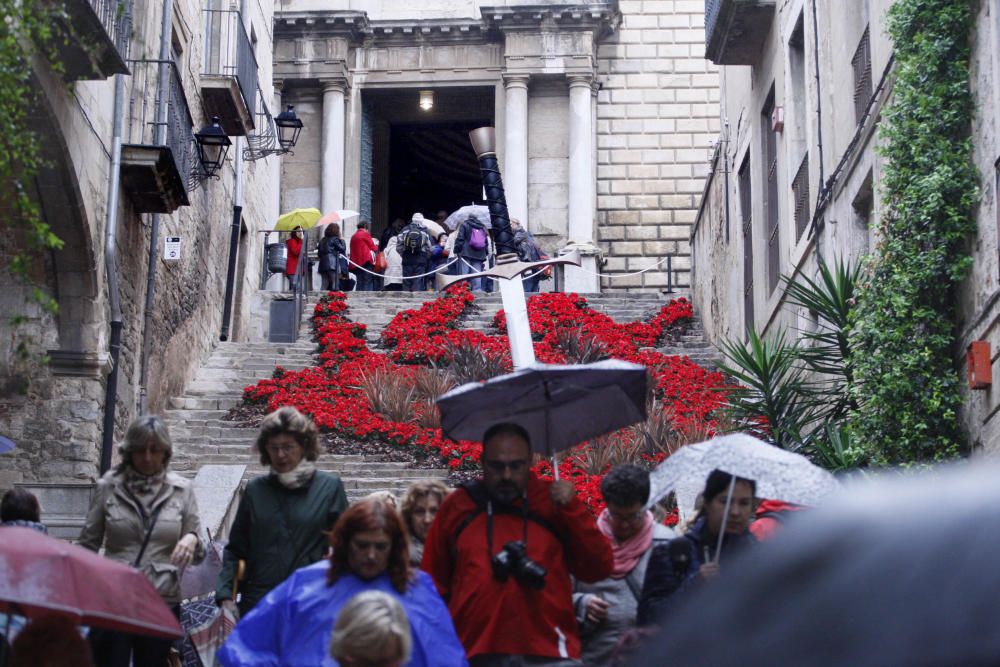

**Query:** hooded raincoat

left=216, top=562, right=468, bottom=667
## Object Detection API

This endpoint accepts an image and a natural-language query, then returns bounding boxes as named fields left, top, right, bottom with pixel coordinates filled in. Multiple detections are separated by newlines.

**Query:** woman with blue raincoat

left=217, top=496, right=467, bottom=667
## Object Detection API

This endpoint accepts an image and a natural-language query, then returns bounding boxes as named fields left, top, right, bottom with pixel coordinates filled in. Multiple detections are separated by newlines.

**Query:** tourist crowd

left=0, top=406, right=778, bottom=667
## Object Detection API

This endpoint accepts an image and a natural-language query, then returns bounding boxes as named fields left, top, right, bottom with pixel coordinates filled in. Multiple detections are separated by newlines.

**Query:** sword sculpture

left=436, top=127, right=581, bottom=370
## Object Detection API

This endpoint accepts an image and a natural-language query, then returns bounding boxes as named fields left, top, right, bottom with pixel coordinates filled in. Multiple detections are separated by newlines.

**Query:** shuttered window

left=852, top=27, right=873, bottom=126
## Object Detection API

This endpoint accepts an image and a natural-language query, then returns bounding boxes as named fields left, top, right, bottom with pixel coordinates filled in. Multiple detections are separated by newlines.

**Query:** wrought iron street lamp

left=274, top=105, right=303, bottom=151
left=194, top=116, right=231, bottom=177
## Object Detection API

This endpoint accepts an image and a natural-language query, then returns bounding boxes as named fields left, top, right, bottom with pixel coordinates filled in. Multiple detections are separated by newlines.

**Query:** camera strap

left=451, top=481, right=568, bottom=559
left=485, top=499, right=531, bottom=561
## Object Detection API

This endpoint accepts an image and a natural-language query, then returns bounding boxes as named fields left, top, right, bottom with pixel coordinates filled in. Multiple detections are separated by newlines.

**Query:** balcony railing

left=705, top=0, right=776, bottom=65
left=202, top=9, right=258, bottom=135
left=50, top=0, right=130, bottom=80
left=120, top=59, right=195, bottom=213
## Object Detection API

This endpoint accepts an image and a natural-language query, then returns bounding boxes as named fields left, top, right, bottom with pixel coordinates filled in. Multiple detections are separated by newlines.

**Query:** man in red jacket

left=422, top=423, right=613, bottom=666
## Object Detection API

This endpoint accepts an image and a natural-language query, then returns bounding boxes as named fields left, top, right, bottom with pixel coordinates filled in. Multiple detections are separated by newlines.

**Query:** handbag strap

left=123, top=485, right=165, bottom=568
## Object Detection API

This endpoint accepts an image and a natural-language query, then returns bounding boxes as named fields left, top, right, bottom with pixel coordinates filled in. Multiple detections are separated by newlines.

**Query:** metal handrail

left=123, top=59, right=196, bottom=191
left=202, top=9, right=259, bottom=123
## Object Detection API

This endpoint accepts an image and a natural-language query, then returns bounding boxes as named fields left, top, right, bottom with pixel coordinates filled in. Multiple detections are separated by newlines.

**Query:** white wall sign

left=164, top=236, right=181, bottom=262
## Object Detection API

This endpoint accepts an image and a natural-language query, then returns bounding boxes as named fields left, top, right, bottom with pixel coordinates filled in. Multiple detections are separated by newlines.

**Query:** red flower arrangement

left=241, top=288, right=729, bottom=514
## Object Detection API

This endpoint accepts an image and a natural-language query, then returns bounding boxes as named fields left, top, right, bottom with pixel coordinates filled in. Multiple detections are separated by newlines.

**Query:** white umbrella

left=442, top=204, right=491, bottom=230
left=647, top=433, right=839, bottom=558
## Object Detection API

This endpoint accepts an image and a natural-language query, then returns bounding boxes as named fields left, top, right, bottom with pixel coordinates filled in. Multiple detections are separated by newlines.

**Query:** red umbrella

left=0, top=527, right=183, bottom=638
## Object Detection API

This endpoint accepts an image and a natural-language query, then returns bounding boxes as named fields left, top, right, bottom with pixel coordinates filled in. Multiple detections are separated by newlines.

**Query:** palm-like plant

left=783, top=258, right=859, bottom=422
left=717, top=328, right=815, bottom=451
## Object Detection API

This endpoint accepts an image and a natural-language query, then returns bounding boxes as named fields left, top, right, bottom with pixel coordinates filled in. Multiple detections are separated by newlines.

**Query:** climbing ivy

left=0, top=2, right=66, bottom=369
left=848, top=0, right=977, bottom=465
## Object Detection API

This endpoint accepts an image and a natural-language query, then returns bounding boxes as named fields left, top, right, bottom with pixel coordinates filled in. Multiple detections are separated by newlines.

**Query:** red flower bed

left=242, top=289, right=729, bottom=513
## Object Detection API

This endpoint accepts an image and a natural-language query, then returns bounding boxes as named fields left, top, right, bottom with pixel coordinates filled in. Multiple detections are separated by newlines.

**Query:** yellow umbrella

left=275, top=208, right=322, bottom=232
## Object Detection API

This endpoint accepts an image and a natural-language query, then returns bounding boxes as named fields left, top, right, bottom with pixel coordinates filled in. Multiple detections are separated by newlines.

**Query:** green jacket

left=215, top=471, right=348, bottom=613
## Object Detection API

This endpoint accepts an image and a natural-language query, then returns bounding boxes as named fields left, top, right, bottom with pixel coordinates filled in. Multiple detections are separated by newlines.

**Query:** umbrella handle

left=232, top=559, right=246, bottom=601
left=552, top=454, right=559, bottom=481
left=714, top=475, right=737, bottom=564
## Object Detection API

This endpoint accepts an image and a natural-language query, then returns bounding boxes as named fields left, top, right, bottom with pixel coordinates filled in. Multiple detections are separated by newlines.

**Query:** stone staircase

left=164, top=289, right=721, bottom=510
left=341, top=290, right=721, bottom=368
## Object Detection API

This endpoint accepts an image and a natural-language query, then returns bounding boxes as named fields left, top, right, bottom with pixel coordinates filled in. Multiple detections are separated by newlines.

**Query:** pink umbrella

left=0, top=527, right=183, bottom=638
left=317, top=209, right=359, bottom=227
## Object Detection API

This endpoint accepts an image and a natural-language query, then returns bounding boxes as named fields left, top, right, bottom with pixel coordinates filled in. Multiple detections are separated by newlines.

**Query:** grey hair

left=329, top=590, right=412, bottom=663
left=116, top=415, right=173, bottom=473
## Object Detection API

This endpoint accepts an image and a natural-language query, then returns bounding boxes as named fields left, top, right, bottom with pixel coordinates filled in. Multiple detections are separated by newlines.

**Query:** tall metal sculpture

left=437, top=127, right=581, bottom=369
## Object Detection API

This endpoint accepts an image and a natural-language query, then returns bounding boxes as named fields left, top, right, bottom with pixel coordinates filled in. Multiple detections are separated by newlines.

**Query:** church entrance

left=359, top=86, right=495, bottom=238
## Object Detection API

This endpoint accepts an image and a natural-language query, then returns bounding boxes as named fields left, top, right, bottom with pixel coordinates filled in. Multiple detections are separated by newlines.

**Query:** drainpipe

left=220, top=137, right=243, bottom=341
left=138, top=0, right=175, bottom=414
left=100, top=1, right=133, bottom=473
left=221, top=0, right=250, bottom=340
left=810, top=0, right=826, bottom=199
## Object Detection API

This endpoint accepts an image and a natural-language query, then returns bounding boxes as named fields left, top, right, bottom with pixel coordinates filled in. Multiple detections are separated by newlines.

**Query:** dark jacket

left=454, top=219, right=489, bottom=261
left=513, top=227, right=541, bottom=262
left=215, top=471, right=348, bottom=613
left=396, top=223, right=432, bottom=261
left=422, top=475, right=614, bottom=661
left=637, top=517, right=756, bottom=626
left=317, top=236, right=345, bottom=272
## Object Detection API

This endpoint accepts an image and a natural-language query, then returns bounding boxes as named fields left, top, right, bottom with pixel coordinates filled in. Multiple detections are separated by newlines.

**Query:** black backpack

left=402, top=228, right=425, bottom=255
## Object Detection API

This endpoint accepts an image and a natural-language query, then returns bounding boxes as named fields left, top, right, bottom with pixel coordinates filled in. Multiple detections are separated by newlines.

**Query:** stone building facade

left=691, top=0, right=1000, bottom=450
left=273, top=0, right=718, bottom=292
left=0, top=0, right=281, bottom=486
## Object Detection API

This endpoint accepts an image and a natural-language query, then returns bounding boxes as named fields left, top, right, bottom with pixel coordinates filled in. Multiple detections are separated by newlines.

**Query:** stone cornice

left=480, top=4, right=621, bottom=38
left=274, top=11, right=370, bottom=42
left=367, top=19, right=497, bottom=45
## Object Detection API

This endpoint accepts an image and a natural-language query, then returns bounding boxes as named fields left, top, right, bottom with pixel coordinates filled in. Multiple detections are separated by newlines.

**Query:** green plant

left=805, top=424, right=867, bottom=473
left=783, top=258, right=859, bottom=423
left=1, top=2, right=67, bottom=329
left=848, top=0, right=976, bottom=465
left=718, top=328, right=813, bottom=451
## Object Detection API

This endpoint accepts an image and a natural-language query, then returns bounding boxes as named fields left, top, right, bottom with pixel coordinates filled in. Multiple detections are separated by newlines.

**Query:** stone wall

left=595, top=0, right=719, bottom=291
left=0, top=0, right=278, bottom=487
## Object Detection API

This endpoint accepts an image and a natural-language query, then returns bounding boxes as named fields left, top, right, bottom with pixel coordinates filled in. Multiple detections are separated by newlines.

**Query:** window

left=792, top=155, right=810, bottom=240
left=852, top=27, right=873, bottom=126
left=762, top=87, right=781, bottom=293
left=852, top=170, right=874, bottom=252
left=739, top=155, right=755, bottom=333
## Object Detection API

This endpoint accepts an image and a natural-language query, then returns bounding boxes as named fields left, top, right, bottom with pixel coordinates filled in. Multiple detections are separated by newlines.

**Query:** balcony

left=704, top=0, right=776, bottom=65
left=201, top=10, right=258, bottom=136
left=120, top=60, right=195, bottom=214
left=47, top=0, right=130, bottom=81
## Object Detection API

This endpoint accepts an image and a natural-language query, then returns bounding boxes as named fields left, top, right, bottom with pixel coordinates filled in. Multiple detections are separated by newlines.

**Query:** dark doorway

left=389, top=122, right=485, bottom=221
left=361, top=87, right=494, bottom=238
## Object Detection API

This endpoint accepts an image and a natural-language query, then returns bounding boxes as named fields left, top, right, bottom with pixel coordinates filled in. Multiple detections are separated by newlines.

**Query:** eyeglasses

left=484, top=459, right=529, bottom=475
left=265, top=443, right=300, bottom=455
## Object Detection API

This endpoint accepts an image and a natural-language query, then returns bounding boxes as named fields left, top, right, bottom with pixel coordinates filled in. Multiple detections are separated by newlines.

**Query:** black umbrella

left=629, top=462, right=1000, bottom=667
left=436, top=360, right=648, bottom=476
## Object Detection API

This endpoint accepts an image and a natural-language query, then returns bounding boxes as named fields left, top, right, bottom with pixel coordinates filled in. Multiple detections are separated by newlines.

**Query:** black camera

left=491, top=540, right=547, bottom=590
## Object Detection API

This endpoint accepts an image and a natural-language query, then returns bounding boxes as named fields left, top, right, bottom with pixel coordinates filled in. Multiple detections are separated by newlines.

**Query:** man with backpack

left=422, top=423, right=613, bottom=666
left=454, top=214, right=491, bottom=291
left=396, top=212, right=432, bottom=291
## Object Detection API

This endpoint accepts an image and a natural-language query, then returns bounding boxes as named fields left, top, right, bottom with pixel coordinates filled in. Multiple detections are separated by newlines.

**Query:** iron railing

left=244, top=84, right=280, bottom=160
left=123, top=59, right=196, bottom=191
left=203, top=9, right=258, bottom=122
left=88, top=0, right=130, bottom=61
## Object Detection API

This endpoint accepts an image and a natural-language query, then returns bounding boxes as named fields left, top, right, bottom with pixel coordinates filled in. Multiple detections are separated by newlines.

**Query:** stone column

left=321, top=79, right=347, bottom=215
left=563, top=74, right=600, bottom=293
left=503, top=74, right=529, bottom=227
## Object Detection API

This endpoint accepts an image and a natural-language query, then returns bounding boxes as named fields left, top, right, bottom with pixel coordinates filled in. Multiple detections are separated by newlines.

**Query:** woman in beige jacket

left=80, top=415, right=205, bottom=667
